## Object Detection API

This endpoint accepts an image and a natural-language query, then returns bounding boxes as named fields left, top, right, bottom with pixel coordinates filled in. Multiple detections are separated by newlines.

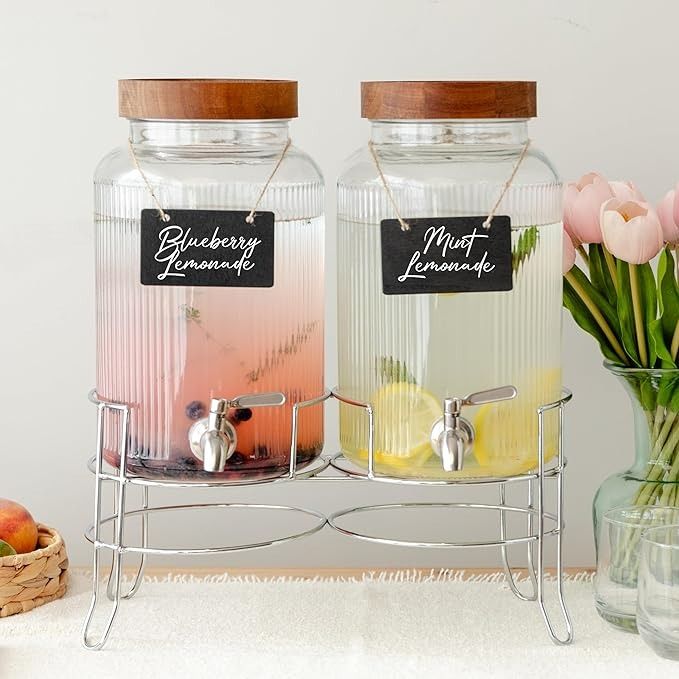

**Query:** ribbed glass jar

left=337, top=84, right=562, bottom=479
left=95, top=81, right=324, bottom=481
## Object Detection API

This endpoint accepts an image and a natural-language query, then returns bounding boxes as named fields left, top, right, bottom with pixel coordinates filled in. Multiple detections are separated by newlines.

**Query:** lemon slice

left=473, top=369, right=561, bottom=474
left=354, top=382, right=440, bottom=468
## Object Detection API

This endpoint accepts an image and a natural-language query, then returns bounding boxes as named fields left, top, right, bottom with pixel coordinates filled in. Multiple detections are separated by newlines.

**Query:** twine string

left=369, top=138, right=532, bottom=233
left=368, top=140, right=410, bottom=231
left=128, top=139, right=170, bottom=222
left=246, top=138, right=292, bottom=224
left=482, top=139, right=531, bottom=230
left=128, top=137, right=292, bottom=225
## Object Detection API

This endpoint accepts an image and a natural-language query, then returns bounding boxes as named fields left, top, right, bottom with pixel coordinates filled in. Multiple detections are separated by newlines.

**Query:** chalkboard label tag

left=140, top=209, right=274, bottom=287
left=380, top=216, right=513, bottom=295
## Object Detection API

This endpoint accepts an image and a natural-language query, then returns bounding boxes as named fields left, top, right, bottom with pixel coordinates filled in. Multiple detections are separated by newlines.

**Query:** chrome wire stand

left=83, top=389, right=573, bottom=650
left=82, top=389, right=331, bottom=651
left=329, top=388, right=574, bottom=645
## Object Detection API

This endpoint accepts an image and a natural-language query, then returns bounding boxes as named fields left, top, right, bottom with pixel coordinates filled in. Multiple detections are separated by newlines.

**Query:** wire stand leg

left=107, top=485, right=148, bottom=601
left=499, top=481, right=537, bottom=601
left=535, top=401, right=573, bottom=645
left=82, top=402, right=130, bottom=651
left=525, top=475, right=538, bottom=590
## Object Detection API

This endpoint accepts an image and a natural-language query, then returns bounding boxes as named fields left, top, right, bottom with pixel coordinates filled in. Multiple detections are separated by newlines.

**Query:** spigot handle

left=229, top=392, right=286, bottom=408
left=464, top=385, right=517, bottom=406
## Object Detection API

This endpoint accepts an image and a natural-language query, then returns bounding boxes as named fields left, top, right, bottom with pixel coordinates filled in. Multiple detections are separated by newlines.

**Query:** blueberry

left=185, top=400, right=206, bottom=420
left=232, top=408, right=252, bottom=423
left=229, top=452, right=245, bottom=465
left=176, top=456, right=198, bottom=468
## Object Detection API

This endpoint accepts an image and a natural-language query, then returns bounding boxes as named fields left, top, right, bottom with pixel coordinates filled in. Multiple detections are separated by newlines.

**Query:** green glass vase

left=593, top=362, right=679, bottom=630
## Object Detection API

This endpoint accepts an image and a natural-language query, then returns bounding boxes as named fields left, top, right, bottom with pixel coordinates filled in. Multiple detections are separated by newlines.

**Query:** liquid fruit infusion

left=338, top=221, right=562, bottom=479
left=337, top=81, right=563, bottom=480
left=95, top=80, right=325, bottom=481
left=97, top=217, right=324, bottom=479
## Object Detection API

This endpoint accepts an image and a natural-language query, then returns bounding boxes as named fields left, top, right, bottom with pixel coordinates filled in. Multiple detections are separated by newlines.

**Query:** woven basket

left=0, top=524, right=68, bottom=618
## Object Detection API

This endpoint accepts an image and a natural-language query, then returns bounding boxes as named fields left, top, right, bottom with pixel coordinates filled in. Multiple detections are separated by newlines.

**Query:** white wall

left=1, top=0, right=676, bottom=568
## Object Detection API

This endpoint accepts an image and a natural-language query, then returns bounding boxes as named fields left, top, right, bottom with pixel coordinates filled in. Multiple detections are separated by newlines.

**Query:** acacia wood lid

left=119, top=79, right=298, bottom=120
left=361, top=81, right=536, bottom=119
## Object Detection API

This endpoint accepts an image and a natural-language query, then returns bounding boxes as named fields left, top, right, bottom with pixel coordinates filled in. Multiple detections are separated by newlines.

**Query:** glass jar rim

left=640, top=523, right=679, bottom=548
left=603, top=360, right=679, bottom=377
left=602, top=504, right=679, bottom=528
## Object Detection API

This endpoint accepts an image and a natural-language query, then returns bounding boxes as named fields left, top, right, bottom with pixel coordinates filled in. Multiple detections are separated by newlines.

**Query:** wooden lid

left=361, top=81, right=536, bottom=119
left=119, top=79, right=298, bottom=120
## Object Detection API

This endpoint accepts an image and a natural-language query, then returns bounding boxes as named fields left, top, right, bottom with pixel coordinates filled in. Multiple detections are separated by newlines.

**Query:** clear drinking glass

left=594, top=505, right=679, bottom=632
left=637, top=524, right=679, bottom=660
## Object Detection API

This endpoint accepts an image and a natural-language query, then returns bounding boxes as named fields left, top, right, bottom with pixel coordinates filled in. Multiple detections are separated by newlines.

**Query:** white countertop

left=1, top=570, right=675, bottom=678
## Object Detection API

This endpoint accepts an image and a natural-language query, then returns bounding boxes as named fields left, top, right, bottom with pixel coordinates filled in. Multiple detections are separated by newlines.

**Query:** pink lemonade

left=97, top=216, right=325, bottom=479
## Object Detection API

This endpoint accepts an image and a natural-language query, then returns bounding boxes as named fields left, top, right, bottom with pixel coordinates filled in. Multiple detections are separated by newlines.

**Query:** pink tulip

left=563, top=173, right=613, bottom=245
left=562, top=231, right=576, bottom=274
left=658, top=189, right=679, bottom=244
left=672, top=182, right=679, bottom=234
left=609, top=180, right=645, bottom=202
left=600, top=198, right=664, bottom=264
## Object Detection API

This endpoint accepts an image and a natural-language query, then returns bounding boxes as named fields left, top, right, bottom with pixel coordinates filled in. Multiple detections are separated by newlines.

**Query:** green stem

left=670, top=247, right=679, bottom=360
left=576, top=244, right=590, bottom=267
left=622, top=414, right=679, bottom=574
left=634, top=482, right=658, bottom=507
left=602, top=246, right=619, bottom=294
left=653, top=411, right=677, bottom=459
left=632, top=415, right=679, bottom=508
left=647, top=422, right=679, bottom=483
left=671, top=320, right=679, bottom=361
left=628, top=263, right=648, bottom=367
left=660, top=481, right=675, bottom=506
left=660, top=434, right=679, bottom=483
left=651, top=406, right=666, bottom=448
left=564, top=271, right=628, bottom=364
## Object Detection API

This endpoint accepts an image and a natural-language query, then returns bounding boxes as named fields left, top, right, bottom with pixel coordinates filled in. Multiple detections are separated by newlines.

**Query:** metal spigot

left=188, top=392, right=286, bottom=472
left=430, top=385, right=517, bottom=472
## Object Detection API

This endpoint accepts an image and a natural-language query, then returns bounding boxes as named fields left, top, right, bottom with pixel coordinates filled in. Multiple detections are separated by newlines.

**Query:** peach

left=0, top=499, right=38, bottom=554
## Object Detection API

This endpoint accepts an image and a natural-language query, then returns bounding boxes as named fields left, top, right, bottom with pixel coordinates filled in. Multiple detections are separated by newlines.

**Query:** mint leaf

left=512, top=226, right=539, bottom=274
left=377, top=356, right=416, bottom=385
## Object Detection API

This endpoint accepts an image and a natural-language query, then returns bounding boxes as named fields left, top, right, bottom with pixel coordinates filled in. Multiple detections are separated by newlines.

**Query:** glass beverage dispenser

left=337, top=81, right=562, bottom=479
left=95, top=79, right=325, bottom=480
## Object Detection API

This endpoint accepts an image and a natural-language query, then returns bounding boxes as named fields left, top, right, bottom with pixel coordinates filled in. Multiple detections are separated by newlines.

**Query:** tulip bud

left=563, top=173, right=613, bottom=245
left=600, top=198, right=664, bottom=264
left=672, top=183, right=679, bottom=239
left=609, top=180, right=645, bottom=203
left=562, top=231, right=576, bottom=274
left=658, top=189, right=679, bottom=245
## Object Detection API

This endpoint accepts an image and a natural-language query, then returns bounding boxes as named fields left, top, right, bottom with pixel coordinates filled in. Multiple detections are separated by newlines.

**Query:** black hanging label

left=380, top=216, right=513, bottom=295
left=140, top=209, right=275, bottom=287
